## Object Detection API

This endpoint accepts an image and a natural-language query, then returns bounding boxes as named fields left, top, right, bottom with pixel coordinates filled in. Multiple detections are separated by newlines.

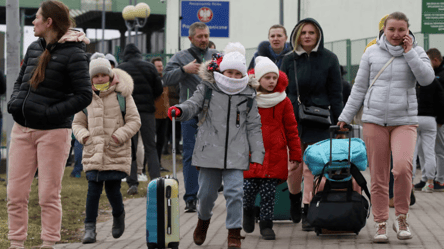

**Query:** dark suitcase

left=306, top=125, right=371, bottom=236
left=254, top=182, right=291, bottom=221
left=146, top=110, right=180, bottom=249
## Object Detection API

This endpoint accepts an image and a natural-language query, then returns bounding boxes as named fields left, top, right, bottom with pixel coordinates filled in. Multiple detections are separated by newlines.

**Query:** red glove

left=168, top=106, right=181, bottom=120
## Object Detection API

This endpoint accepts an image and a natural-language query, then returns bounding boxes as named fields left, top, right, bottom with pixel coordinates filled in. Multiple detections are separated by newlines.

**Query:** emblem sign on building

left=181, top=1, right=229, bottom=38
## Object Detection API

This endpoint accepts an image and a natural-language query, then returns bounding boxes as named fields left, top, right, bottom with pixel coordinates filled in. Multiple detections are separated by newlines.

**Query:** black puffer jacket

left=8, top=37, right=92, bottom=130
left=118, top=44, right=163, bottom=113
left=281, top=18, right=343, bottom=144
left=416, top=78, right=444, bottom=125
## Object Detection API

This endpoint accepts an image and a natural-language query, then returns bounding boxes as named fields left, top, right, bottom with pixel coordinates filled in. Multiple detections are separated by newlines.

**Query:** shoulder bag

left=294, top=60, right=331, bottom=127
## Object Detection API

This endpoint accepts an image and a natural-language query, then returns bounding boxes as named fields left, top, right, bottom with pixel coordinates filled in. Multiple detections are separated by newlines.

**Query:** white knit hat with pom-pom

left=254, top=56, right=279, bottom=80
left=89, top=52, right=114, bottom=78
left=219, top=42, right=247, bottom=76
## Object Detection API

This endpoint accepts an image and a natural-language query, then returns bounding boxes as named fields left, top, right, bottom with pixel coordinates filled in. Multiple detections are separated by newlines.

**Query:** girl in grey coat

left=168, top=42, right=264, bottom=248
left=337, top=12, right=435, bottom=243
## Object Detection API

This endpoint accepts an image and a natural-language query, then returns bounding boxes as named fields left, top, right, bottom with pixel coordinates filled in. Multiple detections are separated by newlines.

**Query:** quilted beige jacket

left=73, top=68, right=141, bottom=175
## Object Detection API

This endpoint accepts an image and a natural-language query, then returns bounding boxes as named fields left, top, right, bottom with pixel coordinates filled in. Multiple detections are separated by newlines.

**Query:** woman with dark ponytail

left=7, top=1, right=92, bottom=248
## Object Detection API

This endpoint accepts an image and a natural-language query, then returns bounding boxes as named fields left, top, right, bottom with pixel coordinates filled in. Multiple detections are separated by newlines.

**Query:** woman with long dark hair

left=7, top=1, right=92, bottom=248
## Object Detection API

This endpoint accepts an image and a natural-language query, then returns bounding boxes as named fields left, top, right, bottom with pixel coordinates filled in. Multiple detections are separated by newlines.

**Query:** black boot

left=243, top=208, right=255, bottom=233
left=82, top=223, right=96, bottom=244
left=301, top=204, right=314, bottom=231
left=259, top=220, right=275, bottom=240
left=112, top=211, right=125, bottom=238
left=289, top=192, right=302, bottom=223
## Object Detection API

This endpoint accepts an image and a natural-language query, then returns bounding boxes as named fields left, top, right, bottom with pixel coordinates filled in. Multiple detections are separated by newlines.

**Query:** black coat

left=435, top=60, right=444, bottom=87
left=0, top=70, right=6, bottom=119
left=8, top=38, right=92, bottom=130
left=416, top=79, right=444, bottom=125
left=118, top=44, right=163, bottom=113
left=281, top=18, right=343, bottom=144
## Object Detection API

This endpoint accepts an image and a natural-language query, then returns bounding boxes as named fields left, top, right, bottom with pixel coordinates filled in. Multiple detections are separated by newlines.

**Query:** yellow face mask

left=93, top=82, right=110, bottom=91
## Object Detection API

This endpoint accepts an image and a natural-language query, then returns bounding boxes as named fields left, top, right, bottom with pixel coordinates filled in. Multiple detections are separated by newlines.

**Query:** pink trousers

left=363, top=123, right=417, bottom=222
left=7, top=123, right=71, bottom=242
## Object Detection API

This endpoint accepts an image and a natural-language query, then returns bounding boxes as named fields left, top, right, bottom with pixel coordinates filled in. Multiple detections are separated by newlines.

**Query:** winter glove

left=168, top=106, right=181, bottom=120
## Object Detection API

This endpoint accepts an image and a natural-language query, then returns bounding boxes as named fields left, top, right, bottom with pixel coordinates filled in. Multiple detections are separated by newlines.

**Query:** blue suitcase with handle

left=146, top=110, right=180, bottom=249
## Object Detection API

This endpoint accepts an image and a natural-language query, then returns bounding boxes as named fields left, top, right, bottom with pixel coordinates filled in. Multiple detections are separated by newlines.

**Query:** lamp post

left=122, top=3, right=150, bottom=48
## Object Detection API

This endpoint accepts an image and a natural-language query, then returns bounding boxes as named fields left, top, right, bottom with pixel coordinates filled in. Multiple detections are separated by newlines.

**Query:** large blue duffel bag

left=303, top=137, right=368, bottom=178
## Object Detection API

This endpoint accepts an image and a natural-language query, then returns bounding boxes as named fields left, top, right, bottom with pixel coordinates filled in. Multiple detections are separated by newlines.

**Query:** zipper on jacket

left=224, top=96, right=232, bottom=169
left=22, top=88, right=32, bottom=127
left=384, top=67, right=393, bottom=125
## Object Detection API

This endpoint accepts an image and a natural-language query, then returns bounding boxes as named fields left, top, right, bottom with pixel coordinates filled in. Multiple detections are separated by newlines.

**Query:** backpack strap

left=197, top=85, right=212, bottom=127
left=187, top=48, right=203, bottom=64
left=116, top=92, right=126, bottom=119
left=246, top=97, right=254, bottom=114
left=82, top=93, right=126, bottom=123
left=350, top=164, right=371, bottom=202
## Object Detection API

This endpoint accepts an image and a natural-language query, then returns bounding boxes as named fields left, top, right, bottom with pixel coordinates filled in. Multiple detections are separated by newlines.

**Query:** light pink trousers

left=363, top=123, right=417, bottom=222
left=7, top=123, right=71, bottom=242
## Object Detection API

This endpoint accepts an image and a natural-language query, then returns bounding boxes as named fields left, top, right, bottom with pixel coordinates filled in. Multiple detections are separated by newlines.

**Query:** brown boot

left=193, top=218, right=211, bottom=245
left=227, top=228, right=245, bottom=249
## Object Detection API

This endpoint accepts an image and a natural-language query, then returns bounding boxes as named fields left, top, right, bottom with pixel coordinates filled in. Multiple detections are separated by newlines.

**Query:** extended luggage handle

left=328, top=125, right=353, bottom=179
left=171, top=109, right=177, bottom=179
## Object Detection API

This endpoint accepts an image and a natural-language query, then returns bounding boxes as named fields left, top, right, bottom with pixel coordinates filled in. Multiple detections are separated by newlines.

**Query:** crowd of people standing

left=4, top=1, right=443, bottom=248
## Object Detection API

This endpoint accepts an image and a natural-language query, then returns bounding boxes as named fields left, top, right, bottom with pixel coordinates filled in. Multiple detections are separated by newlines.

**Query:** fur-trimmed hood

left=198, top=61, right=259, bottom=90
left=112, top=68, right=134, bottom=97
left=247, top=68, right=289, bottom=93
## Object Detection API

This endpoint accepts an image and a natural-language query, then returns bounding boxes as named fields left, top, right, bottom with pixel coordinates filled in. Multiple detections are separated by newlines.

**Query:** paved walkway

left=55, top=169, right=444, bottom=249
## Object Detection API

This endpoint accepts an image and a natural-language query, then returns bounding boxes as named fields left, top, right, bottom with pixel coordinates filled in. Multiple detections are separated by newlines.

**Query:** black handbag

left=293, top=59, right=331, bottom=127
left=306, top=163, right=371, bottom=235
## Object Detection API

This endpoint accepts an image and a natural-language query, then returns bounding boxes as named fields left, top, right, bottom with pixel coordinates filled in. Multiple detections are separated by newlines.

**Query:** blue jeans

left=85, top=180, right=124, bottom=223
left=197, top=168, right=243, bottom=229
left=181, top=118, right=199, bottom=202
left=71, top=139, right=83, bottom=176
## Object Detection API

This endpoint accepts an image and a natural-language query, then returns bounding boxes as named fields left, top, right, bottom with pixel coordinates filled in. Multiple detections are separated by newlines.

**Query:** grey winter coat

left=163, top=44, right=218, bottom=103
left=175, top=64, right=265, bottom=170
left=338, top=33, right=435, bottom=126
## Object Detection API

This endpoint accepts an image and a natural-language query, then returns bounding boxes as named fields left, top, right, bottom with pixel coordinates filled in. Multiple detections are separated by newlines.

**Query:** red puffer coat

left=244, top=70, right=302, bottom=180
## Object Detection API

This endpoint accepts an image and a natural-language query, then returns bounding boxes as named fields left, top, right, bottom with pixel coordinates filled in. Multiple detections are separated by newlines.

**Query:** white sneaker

left=393, top=214, right=412, bottom=240
left=422, top=183, right=434, bottom=193
left=138, top=173, right=148, bottom=182
left=373, top=221, right=388, bottom=243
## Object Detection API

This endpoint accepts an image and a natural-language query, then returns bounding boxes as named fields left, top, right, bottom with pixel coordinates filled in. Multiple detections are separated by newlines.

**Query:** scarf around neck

left=213, top=72, right=249, bottom=95
left=381, top=34, right=405, bottom=57
left=256, top=91, right=287, bottom=108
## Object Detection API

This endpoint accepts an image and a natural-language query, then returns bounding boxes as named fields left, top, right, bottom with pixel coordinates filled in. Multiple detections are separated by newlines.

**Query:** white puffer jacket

left=338, top=33, right=435, bottom=126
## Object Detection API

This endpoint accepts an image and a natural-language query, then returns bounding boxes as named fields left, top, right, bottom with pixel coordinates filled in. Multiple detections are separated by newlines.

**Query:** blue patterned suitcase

left=146, top=110, right=180, bottom=249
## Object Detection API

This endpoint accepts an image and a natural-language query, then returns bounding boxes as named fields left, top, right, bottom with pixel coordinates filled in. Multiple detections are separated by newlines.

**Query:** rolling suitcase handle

left=171, top=109, right=177, bottom=179
left=328, top=124, right=353, bottom=169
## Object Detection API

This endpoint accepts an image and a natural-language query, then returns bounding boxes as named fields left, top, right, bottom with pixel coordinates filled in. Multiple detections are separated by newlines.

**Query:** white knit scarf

left=213, top=72, right=249, bottom=95
left=256, top=91, right=287, bottom=108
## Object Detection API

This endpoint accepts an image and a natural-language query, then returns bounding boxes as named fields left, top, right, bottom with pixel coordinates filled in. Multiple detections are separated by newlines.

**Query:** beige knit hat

left=254, top=56, right=279, bottom=80
left=89, top=52, right=114, bottom=78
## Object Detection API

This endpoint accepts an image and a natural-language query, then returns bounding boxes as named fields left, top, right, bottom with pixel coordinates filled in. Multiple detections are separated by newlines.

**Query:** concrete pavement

left=54, top=169, right=444, bottom=249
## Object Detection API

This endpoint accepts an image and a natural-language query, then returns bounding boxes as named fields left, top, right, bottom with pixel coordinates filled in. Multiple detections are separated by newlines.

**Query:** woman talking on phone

left=337, top=12, right=434, bottom=243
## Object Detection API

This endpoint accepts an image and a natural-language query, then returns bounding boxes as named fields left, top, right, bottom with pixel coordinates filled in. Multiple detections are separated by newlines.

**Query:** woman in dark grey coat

left=280, top=18, right=343, bottom=230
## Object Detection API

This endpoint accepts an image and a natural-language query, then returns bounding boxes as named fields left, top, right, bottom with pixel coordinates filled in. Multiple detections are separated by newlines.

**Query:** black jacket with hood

left=118, top=44, right=163, bottom=113
left=281, top=18, right=343, bottom=144
left=7, top=36, right=92, bottom=130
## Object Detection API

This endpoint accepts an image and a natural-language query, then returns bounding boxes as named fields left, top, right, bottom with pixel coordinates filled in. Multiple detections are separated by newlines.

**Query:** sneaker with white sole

left=393, top=214, right=412, bottom=240
left=373, top=221, right=388, bottom=243
left=138, top=173, right=148, bottom=182
left=422, top=183, right=434, bottom=193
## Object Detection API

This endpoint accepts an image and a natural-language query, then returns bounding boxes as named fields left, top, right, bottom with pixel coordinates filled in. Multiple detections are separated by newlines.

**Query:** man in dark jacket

left=340, top=66, right=352, bottom=105
left=427, top=48, right=444, bottom=191
left=163, top=22, right=218, bottom=212
left=118, top=43, right=163, bottom=195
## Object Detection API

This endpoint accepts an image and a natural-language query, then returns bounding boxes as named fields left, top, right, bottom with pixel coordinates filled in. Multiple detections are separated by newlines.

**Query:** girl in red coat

left=243, top=56, right=302, bottom=240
